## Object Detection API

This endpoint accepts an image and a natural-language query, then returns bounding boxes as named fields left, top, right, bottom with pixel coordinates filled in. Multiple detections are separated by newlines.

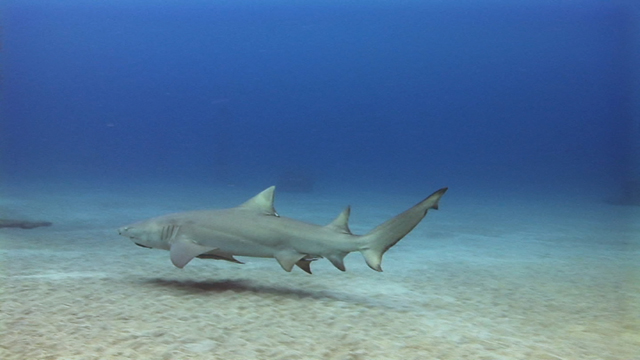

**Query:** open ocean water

left=1, top=1, right=639, bottom=359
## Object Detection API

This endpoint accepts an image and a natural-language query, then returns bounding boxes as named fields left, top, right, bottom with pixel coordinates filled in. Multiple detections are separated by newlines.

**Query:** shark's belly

left=182, top=213, right=346, bottom=258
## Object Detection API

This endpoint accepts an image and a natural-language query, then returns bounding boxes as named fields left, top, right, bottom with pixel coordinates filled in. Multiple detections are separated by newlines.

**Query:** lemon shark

left=118, top=186, right=447, bottom=273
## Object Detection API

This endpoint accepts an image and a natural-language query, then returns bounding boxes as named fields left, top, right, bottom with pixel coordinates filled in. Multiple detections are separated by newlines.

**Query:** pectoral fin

left=170, top=240, right=217, bottom=268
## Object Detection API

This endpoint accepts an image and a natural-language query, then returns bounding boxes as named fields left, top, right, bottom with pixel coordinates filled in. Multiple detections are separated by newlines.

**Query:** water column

left=212, top=101, right=232, bottom=183
left=628, top=2, right=640, bottom=204
left=614, top=1, right=640, bottom=205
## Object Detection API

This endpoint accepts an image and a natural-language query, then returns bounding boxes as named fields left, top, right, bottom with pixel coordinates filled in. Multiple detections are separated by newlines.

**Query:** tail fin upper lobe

left=360, top=187, right=448, bottom=271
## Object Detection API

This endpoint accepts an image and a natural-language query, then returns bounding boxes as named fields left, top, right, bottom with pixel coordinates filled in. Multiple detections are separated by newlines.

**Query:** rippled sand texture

left=1, top=183, right=638, bottom=360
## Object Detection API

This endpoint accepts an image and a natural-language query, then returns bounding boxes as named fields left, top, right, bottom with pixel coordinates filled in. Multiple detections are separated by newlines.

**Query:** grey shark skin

left=118, top=186, right=447, bottom=273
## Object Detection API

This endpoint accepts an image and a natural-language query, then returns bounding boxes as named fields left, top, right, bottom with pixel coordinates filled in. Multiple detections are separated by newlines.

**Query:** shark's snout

left=118, top=223, right=161, bottom=250
left=118, top=226, right=137, bottom=238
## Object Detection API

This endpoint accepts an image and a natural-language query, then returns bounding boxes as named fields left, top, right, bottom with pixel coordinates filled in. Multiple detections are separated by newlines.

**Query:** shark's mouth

left=134, top=243, right=152, bottom=249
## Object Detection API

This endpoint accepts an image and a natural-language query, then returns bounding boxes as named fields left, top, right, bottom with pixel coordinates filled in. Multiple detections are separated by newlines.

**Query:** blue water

left=2, top=0, right=638, bottom=196
left=2, top=3, right=640, bottom=359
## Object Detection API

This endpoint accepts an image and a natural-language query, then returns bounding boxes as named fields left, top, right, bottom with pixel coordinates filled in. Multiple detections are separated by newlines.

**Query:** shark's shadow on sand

left=141, top=277, right=384, bottom=307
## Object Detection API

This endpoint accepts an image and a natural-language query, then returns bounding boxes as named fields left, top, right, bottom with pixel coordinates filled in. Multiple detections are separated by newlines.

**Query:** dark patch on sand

left=0, top=219, right=53, bottom=229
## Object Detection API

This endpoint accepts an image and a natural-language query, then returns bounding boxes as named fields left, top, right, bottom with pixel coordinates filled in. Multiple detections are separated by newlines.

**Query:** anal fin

left=327, top=253, right=347, bottom=272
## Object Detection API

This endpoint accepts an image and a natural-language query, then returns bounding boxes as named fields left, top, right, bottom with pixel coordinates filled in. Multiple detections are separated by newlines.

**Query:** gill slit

left=162, top=224, right=179, bottom=242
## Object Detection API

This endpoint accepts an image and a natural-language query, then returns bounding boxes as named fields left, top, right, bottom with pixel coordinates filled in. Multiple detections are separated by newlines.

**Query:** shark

left=118, top=186, right=447, bottom=273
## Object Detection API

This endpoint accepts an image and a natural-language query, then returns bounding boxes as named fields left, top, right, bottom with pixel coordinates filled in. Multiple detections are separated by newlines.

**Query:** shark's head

left=118, top=220, right=172, bottom=250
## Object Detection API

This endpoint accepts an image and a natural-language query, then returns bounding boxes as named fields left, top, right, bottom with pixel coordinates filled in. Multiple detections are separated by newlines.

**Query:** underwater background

left=1, top=1, right=639, bottom=359
left=2, top=0, right=638, bottom=194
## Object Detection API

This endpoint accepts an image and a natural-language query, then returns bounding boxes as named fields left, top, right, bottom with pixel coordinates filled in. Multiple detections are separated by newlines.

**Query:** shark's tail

left=359, top=187, right=447, bottom=271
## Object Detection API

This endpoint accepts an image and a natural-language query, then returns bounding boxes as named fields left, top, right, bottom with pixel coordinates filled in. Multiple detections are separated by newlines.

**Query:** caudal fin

left=360, top=187, right=447, bottom=271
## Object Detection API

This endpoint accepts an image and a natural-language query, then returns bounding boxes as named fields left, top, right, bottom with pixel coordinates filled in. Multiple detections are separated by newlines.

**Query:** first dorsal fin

left=238, top=186, right=279, bottom=216
left=325, top=206, right=352, bottom=234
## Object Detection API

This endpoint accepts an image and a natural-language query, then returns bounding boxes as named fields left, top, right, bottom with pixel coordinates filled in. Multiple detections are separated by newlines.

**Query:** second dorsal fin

left=325, top=206, right=352, bottom=234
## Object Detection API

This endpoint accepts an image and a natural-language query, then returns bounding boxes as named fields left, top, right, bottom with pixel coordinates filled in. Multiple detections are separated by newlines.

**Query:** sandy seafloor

left=1, top=181, right=639, bottom=360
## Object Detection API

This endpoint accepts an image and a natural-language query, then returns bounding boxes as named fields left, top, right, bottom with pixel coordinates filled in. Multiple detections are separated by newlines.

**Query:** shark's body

left=118, top=186, right=447, bottom=273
